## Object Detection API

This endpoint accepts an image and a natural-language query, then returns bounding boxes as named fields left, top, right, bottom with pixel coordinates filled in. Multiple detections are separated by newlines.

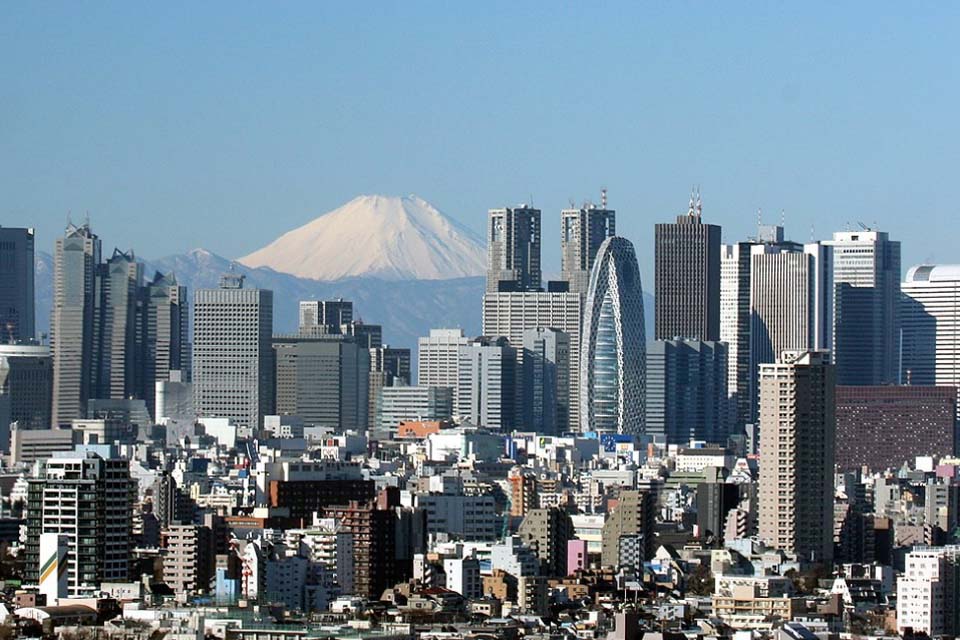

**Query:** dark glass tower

left=486, top=206, right=541, bottom=293
left=654, top=193, right=721, bottom=341
left=0, top=227, right=35, bottom=343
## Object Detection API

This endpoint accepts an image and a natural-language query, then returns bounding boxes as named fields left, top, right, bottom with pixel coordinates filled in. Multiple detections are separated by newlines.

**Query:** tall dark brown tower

left=654, top=190, right=721, bottom=341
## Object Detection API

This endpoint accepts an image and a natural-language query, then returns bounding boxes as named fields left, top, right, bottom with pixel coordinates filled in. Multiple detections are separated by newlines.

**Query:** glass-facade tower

left=579, top=237, right=646, bottom=434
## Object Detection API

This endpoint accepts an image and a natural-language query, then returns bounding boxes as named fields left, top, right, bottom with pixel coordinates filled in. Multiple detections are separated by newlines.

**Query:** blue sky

left=3, top=3, right=958, bottom=279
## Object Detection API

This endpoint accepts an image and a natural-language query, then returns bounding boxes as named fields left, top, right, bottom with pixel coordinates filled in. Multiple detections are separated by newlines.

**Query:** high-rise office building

left=379, top=385, right=453, bottom=431
left=521, top=327, right=570, bottom=436
left=142, top=272, right=189, bottom=418
left=457, top=336, right=517, bottom=430
left=272, top=334, right=370, bottom=430
left=51, top=222, right=101, bottom=427
left=368, top=346, right=411, bottom=429
left=92, top=249, right=143, bottom=401
left=646, top=339, right=728, bottom=444
left=0, top=227, right=35, bottom=343
left=720, top=241, right=753, bottom=432
left=720, top=224, right=806, bottom=430
left=0, top=343, right=52, bottom=447
left=835, top=385, right=956, bottom=472
left=580, top=237, right=646, bottom=435
left=342, top=320, right=382, bottom=349
left=560, top=204, right=615, bottom=295
left=902, top=265, right=960, bottom=395
left=418, top=329, right=469, bottom=399
left=748, top=242, right=832, bottom=420
left=482, top=292, right=582, bottom=431
left=757, top=350, right=835, bottom=565
left=487, top=206, right=541, bottom=293
left=193, top=274, right=274, bottom=430
left=299, top=299, right=353, bottom=332
left=654, top=194, right=721, bottom=341
left=822, top=230, right=900, bottom=385
left=25, top=451, right=133, bottom=597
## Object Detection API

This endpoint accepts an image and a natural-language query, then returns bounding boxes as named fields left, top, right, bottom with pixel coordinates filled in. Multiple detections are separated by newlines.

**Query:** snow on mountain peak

left=238, top=195, right=486, bottom=281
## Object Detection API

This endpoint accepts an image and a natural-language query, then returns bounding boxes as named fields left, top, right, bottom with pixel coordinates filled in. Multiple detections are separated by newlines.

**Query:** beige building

left=712, top=574, right=802, bottom=628
left=600, top=490, right=655, bottom=568
left=162, top=524, right=213, bottom=601
left=757, top=350, right=835, bottom=565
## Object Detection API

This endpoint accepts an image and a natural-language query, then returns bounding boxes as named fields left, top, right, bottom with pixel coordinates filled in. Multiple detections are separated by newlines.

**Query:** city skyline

left=4, top=5, right=960, bottom=636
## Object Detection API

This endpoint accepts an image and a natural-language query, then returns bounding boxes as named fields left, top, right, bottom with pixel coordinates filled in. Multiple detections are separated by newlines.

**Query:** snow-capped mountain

left=238, top=194, right=486, bottom=281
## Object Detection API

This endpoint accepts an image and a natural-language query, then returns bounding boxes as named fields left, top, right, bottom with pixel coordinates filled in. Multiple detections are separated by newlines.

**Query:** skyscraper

left=193, top=274, right=274, bottom=430
left=487, top=206, right=541, bottom=293
left=654, top=193, right=721, bottom=341
left=645, top=339, right=728, bottom=444
left=748, top=242, right=832, bottom=420
left=757, top=350, right=835, bottom=565
left=368, top=345, right=411, bottom=429
left=92, top=249, right=143, bottom=401
left=482, top=292, right=583, bottom=432
left=0, top=226, right=36, bottom=343
left=822, top=230, right=900, bottom=385
left=457, top=336, right=517, bottom=430
left=580, top=237, right=646, bottom=435
left=720, top=224, right=804, bottom=430
left=51, top=222, right=101, bottom=427
left=560, top=203, right=615, bottom=295
left=720, top=241, right=753, bottom=431
left=142, top=272, right=189, bottom=418
left=521, top=327, right=570, bottom=436
left=0, top=343, right=52, bottom=446
left=25, top=451, right=133, bottom=597
left=418, top=329, right=469, bottom=398
left=272, top=334, right=370, bottom=430
left=299, top=299, right=353, bottom=332
left=902, top=264, right=960, bottom=393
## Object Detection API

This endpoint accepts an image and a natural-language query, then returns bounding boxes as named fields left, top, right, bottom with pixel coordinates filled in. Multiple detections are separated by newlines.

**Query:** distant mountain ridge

left=239, top=194, right=487, bottom=281
left=34, top=249, right=485, bottom=352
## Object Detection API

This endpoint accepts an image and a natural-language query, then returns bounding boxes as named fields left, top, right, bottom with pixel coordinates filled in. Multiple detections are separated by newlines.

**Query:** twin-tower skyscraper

left=482, top=198, right=646, bottom=435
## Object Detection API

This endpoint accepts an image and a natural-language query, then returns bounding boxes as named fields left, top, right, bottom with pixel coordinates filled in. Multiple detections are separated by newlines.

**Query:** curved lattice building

left=579, top=236, right=646, bottom=434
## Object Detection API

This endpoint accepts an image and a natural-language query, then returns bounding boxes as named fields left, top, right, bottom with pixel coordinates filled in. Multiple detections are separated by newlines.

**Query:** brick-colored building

left=835, top=385, right=956, bottom=472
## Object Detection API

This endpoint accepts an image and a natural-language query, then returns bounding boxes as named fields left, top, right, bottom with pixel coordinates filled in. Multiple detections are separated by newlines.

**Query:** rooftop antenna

left=601, top=187, right=608, bottom=209
left=810, top=223, right=815, bottom=242
left=688, top=187, right=696, bottom=216
left=84, top=211, right=90, bottom=227
left=695, top=186, right=702, bottom=217
left=757, top=208, right=762, bottom=229
left=780, top=208, right=785, bottom=229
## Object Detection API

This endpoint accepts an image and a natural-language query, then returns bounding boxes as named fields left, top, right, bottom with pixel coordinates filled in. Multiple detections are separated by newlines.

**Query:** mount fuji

left=239, top=194, right=486, bottom=281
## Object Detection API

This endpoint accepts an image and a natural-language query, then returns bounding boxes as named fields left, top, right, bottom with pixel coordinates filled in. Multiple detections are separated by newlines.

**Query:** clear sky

left=3, top=3, right=958, bottom=279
